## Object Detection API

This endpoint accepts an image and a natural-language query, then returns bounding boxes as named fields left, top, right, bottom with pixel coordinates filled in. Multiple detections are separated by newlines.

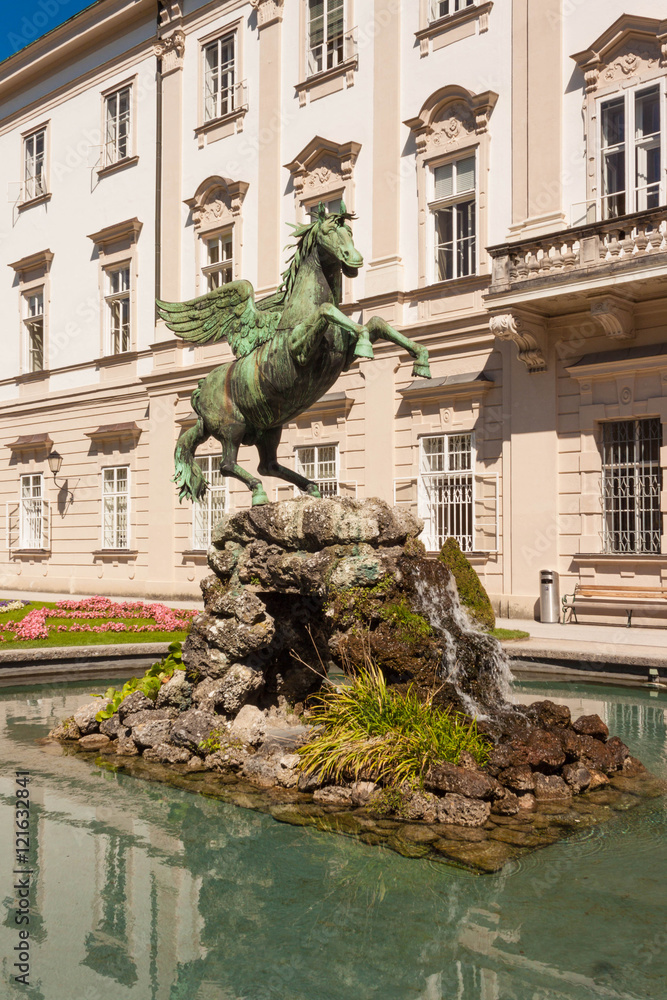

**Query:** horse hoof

left=412, top=363, right=432, bottom=379
left=251, top=489, right=270, bottom=506
left=354, top=343, right=375, bottom=360
left=306, top=486, right=322, bottom=499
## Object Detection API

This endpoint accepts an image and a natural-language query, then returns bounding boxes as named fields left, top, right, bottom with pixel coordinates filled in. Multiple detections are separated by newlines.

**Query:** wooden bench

left=562, top=584, right=667, bottom=628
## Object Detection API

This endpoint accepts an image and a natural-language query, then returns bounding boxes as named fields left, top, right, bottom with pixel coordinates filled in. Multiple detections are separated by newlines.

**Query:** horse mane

left=257, top=202, right=355, bottom=312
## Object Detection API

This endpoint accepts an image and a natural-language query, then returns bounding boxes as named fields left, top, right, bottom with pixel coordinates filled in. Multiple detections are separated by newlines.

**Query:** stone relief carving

left=489, top=313, right=547, bottom=374
left=186, top=179, right=249, bottom=232
left=154, top=29, right=185, bottom=73
left=285, top=141, right=361, bottom=203
left=250, top=0, right=284, bottom=28
left=601, top=41, right=658, bottom=85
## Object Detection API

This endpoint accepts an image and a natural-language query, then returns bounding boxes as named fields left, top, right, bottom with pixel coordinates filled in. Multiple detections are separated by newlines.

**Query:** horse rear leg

left=174, top=417, right=210, bottom=502
left=219, top=423, right=270, bottom=506
left=257, top=427, right=322, bottom=498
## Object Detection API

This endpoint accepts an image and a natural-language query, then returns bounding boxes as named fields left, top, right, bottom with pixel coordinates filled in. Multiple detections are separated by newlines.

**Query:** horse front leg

left=288, top=304, right=374, bottom=366
left=366, top=316, right=432, bottom=378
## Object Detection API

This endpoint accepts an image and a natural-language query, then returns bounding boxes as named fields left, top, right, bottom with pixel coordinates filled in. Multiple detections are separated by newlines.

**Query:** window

left=307, top=0, right=345, bottom=76
left=23, top=290, right=44, bottom=373
left=204, top=35, right=235, bottom=121
left=203, top=233, right=233, bottom=291
left=20, top=474, right=46, bottom=550
left=431, top=155, right=476, bottom=281
left=104, top=86, right=131, bottom=166
left=601, top=419, right=662, bottom=554
left=193, top=455, right=227, bottom=549
left=296, top=445, right=338, bottom=496
left=308, top=197, right=342, bottom=221
left=102, top=467, right=129, bottom=549
left=105, top=265, right=131, bottom=354
left=419, top=434, right=473, bottom=552
left=431, top=0, right=475, bottom=19
left=600, top=84, right=663, bottom=219
left=23, top=129, right=46, bottom=201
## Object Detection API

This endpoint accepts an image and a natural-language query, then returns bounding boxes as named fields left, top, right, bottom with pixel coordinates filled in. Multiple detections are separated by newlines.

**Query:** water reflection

left=0, top=679, right=665, bottom=999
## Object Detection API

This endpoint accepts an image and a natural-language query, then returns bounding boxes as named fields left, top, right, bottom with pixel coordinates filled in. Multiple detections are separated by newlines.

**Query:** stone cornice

left=154, top=29, right=186, bottom=73
left=87, top=218, right=143, bottom=254
left=250, top=0, right=284, bottom=29
left=9, top=249, right=54, bottom=282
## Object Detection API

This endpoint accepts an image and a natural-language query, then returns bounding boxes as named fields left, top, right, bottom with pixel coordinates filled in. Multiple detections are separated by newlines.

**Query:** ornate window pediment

left=185, top=176, right=249, bottom=233
left=404, top=86, right=497, bottom=156
left=284, top=137, right=361, bottom=205
left=571, top=14, right=667, bottom=94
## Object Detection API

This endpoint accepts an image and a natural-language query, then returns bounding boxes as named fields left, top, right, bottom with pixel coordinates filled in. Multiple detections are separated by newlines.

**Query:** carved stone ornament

left=154, top=29, right=185, bottom=73
left=602, top=42, right=658, bottom=85
left=285, top=139, right=361, bottom=200
left=405, top=87, right=498, bottom=156
left=489, top=313, right=547, bottom=373
left=571, top=16, right=667, bottom=93
left=589, top=296, right=635, bottom=341
left=185, top=177, right=249, bottom=232
left=250, top=0, right=284, bottom=28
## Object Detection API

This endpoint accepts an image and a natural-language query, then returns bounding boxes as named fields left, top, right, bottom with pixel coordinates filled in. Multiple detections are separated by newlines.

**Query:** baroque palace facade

left=0, top=0, right=666, bottom=615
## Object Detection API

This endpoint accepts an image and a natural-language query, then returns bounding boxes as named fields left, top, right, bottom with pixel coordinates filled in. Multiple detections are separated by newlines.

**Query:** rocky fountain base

left=50, top=498, right=664, bottom=873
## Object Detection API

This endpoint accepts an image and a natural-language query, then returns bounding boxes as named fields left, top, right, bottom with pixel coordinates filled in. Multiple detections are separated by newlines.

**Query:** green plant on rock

left=93, top=641, right=184, bottom=721
left=438, top=537, right=495, bottom=632
left=297, top=662, right=490, bottom=787
left=379, top=599, right=431, bottom=643
left=325, top=576, right=393, bottom=629
left=198, top=730, right=243, bottom=754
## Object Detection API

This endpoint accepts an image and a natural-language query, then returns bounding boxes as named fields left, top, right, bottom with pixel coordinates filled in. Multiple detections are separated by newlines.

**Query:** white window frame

left=418, top=433, right=475, bottom=552
left=23, top=127, right=47, bottom=202
left=19, top=474, right=48, bottom=550
left=22, top=288, right=45, bottom=373
left=295, top=444, right=340, bottom=496
left=104, top=85, right=132, bottom=167
left=600, top=418, right=662, bottom=555
left=202, top=231, right=234, bottom=291
left=203, top=33, right=236, bottom=122
left=307, top=0, right=346, bottom=78
left=104, top=263, right=131, bottom=355
left=430, top=0, right=476, bottom=20
left=192, top=455, right=228, bottom=550
left=597, top=78, right=666, bottom=221
left=102, top=466, right=129, bottom=550
left=429, top=153, right=477, bottom=283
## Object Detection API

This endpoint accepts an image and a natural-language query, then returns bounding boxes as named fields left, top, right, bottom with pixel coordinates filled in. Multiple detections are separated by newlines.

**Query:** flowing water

left=0, top=674, right=666, bottom=1000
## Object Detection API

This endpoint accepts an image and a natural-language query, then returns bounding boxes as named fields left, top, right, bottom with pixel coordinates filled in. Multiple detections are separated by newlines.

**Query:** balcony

left=486, top=206, right=667, bottom=310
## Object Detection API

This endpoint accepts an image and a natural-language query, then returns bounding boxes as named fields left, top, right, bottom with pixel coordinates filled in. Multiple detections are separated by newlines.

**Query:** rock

left=169, top=709, right=220, bottom=752
left=436, top=794, right=491, bottom=827
left=517, top=793, right=536, bottom=811
left=217, top=663, right=265, bottom=714
left=489, top=826, right=557, bottom=849
left=533, top=773, right=572, bottom=800
left=350, top=781, right=378, bottom=807
left=425, top=762, right=498, bottom=800
left=587, top=769, right=609, bottom=789
left=143, top=743, right=190, bottom=764
left=229, top=705, right=268, bottom=746
left=431, top=838, right=519, bottom=873
left=123, top=708, right=173, bottom=729
left=132, top=719, right=173, bottom=749
left=621, top=755, right=648, bottom=777
left=156, top=670, right=192, bottom=712
left=115, top=736, right=140, bottom=756
left=562, top=762, right=592, bottom=794
left=497, top=765, right=535, bottom=793
left=528, top=700, right=571, bottom=728
left=605, top=736, right=630, bottom=771
left=50, top=718, right=81, bottom=741
left=78, top=733, right=110, bottom=751
left=99, top=714, right=125, bottom=740
left=241, top=753, right=281, bottom=787
left=399, top=825, right=440, bottom=845
left=435, top=825, right=488, bottom=843
left=400, top=791, right=438, bottom=823
left=194, top=610, right=275, bottom=661
left=572, top=714, right=609, bottom=741
left=118, top=691, right=154, bottom=720
left=298, top=771, right=325, bottom=792
left=491, top=790, right=521, bottom=815
left=186, top=756, right=207, bottom=772
left=488, top=730, right=565, bottom=773
left=458, top=750, right=480, bottom=771
left=73, top=702, right=101, bottom=736
left=276, top=753, right=301, bottom=788
left=560, top=732, right=614, bottom=773
left=313, top=785, right=353, bottom=806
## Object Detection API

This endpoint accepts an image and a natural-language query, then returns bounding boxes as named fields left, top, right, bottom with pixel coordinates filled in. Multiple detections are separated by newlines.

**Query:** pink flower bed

left=0, top=596, right=197, bottom=642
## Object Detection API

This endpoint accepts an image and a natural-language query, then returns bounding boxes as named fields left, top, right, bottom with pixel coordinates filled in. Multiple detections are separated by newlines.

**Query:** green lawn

left=490, top=627, right=530, bottom=641
left=0, top=601, right=191, bottom=651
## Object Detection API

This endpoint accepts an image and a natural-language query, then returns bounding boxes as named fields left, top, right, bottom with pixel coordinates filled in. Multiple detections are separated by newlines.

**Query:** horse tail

left=173, top=382, right=209, bottom=503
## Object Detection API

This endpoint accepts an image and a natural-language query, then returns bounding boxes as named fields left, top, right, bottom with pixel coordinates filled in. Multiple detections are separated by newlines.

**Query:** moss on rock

left=437, top=537, right=495, bottom=632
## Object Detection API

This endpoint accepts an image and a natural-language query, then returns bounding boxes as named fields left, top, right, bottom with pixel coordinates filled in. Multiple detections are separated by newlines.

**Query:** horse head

left=313, top=201, right=364, bottom=278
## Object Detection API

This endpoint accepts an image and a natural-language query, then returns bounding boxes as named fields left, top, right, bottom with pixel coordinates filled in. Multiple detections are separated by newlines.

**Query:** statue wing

left=156, top=280, right=279, bottom=359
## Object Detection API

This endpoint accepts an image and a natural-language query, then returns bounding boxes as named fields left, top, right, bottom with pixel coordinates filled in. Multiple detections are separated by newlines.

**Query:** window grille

left=419, top=434, right=474, bottom=551
left=20, top=475, right=47, bottom=550
left=204, top=35, right=235, bottom=121
left=203, top=233, right=233, bottom=291
left=105, top=266, right=130, bottom=354
left=431, top=0, right=475, bottom=19
left=308, top=0, right=345, bottom=76
left=104, top=86, right=131, bottom=166
left=600, top=84, right=662, bottom=219
left=23, top=290, right=44, bottom=373
left=601, top=419, right=662, bottom=554
left=296, top=445, right=339, bottom=496
left=431, top=156, right=476, bottom=281
left=24, top=129, right=46, bottom=200
left=103, top=467, right=129, bottom=549
left=193, top=455, right=227, bottom=549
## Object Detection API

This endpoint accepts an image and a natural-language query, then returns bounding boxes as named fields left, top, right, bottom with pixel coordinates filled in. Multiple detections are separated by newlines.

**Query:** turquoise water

left=0, top=676, right=666, bottom=1000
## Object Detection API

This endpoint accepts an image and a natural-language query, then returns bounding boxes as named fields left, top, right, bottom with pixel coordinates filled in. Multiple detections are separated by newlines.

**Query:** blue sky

left=0, top=0, right=97, bottom=63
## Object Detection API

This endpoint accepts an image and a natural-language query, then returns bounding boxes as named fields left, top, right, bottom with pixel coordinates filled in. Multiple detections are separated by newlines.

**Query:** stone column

left=361, top=357, right=398, bottom=503
left=365, top=0, right=403, bottom=298
left=252, top=0, right=284, bottom=295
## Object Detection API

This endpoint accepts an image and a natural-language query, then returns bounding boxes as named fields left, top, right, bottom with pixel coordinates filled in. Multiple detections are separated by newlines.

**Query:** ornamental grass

left=297, top=662, right=490, bottom=788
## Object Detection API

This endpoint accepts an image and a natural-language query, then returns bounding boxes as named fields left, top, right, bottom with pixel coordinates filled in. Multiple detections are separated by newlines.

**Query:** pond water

left=0, top=675, right=666, bottom=1000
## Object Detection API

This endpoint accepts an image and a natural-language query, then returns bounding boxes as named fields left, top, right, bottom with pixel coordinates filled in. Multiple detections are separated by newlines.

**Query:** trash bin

left=540, top=569, right=560, bottom=623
